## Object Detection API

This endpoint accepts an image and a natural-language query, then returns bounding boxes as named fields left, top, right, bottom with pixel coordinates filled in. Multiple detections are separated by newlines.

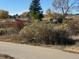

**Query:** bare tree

left=53, top=0, right=77, bottom=17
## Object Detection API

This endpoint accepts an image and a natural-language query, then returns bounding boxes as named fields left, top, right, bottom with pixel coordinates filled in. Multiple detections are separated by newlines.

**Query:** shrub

left=56, top=15, right=64, bottom=23
left=6, top=28, right=18, bottom=35
left=68, top=20, right=79, bottom=35
left=20, top=21, right=75, bottom=45
left=0, top=28, right=18, bottom=36
left=34, top=28, right=75, bottom=45
left=19, top=28, right=34, bottom=43
left=51, top=29, right=75, bottom=45
left=34, top=28, right=53, bottom=44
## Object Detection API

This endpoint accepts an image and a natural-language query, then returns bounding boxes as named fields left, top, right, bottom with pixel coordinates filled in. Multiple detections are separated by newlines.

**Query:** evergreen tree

left=29, top=0, right=43, bottom=21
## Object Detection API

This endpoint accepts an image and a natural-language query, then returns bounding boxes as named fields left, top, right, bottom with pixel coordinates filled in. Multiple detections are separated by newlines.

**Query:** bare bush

left=20, top=21, right=75, bottom=45
left=68, top=20, right=79, bottom=35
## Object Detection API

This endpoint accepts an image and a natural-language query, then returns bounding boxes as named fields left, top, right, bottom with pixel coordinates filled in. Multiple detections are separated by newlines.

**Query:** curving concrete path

left=0, top=42, right=79, bottom=59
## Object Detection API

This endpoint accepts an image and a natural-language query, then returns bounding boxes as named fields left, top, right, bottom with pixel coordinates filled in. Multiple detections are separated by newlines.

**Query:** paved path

left=0, top=42, right=79, bottom=59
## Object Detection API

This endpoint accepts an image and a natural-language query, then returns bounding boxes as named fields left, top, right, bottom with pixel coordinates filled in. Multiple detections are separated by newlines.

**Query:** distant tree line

left=0, top=0, right=79, bottom=22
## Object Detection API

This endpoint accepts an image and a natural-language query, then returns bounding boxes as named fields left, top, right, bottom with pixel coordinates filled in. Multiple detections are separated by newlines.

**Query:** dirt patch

left=0, top=54, right=15, bottom=59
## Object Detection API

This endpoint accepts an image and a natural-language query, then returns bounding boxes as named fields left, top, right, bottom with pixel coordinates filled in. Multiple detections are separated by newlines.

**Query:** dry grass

left=63, top=46, right=79, bottom=54
left=0, top=19, right=77, bottom=45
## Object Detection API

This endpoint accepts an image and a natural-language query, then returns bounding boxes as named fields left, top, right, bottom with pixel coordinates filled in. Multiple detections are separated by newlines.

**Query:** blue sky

left=0, top=0, right=52, bottom=15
